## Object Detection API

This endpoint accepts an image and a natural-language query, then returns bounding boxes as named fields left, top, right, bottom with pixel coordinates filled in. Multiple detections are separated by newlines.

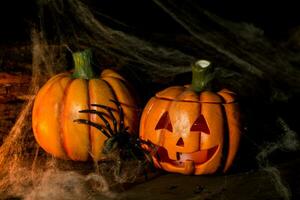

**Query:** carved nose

left=176, top=137, right=184, bottom=147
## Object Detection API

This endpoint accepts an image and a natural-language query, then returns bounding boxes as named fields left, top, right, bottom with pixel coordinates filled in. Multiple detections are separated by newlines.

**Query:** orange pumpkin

left=139, top=60, right=241, bottom=175
left=32, top=49, right=139, bottom=161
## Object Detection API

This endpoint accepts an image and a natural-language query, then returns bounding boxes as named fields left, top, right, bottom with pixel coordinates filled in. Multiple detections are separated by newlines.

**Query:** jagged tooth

left=183, top=160, right=195, bottom=175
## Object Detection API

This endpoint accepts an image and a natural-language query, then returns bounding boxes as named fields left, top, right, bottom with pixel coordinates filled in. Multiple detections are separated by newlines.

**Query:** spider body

left=74, top=100, right=153, bottom=164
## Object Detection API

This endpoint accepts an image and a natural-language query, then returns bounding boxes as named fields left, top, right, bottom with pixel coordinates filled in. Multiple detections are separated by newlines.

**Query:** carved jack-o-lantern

left=140, top=60, right=241, bottom=175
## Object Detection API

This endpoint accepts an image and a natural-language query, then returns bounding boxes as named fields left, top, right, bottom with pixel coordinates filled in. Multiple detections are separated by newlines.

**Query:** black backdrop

left=1, top=0, right=300, bottom=43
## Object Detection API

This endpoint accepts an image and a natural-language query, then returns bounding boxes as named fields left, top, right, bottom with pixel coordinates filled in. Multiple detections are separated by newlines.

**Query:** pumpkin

left=139, top=60, right=241, bottom=175
left=32, top=49, right=139, bottom=161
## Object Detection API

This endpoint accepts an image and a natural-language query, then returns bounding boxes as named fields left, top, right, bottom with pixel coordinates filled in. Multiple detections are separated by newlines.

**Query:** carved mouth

left=156, top=145, right=219, bottom=167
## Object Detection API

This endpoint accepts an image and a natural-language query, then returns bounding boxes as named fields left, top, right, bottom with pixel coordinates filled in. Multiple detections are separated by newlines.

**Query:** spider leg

left=110, top=99, right=125, bottom=132
left=143, top=150, right=155, bottom=166
left=128, top=148, right=138, bottom=161
left=73, top=119, right=111, bottom=138
left=134, top=143, right=152, bottom=162
left=79, top=109, right=114, bottom=136
left=91, top=104, right=118, bottom=133
left=136, top=139, right=158, bottom=163
left=138, top=139, right=157, bottom=150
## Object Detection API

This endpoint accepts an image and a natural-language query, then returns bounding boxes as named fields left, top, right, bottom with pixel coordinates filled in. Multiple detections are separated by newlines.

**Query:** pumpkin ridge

left=100, top=69, right=126, bottom=81
left=59, top=78, right=74, bottom=159
left=139, top=97, right=155, bottom=140
left=87, top=80, right=93, bottom=160
left=33, top=75, right=61, bottom=142
left=88, top=78, right=121, bottom=160
left=102, top=76, right=137, bottom=133
left=154, top=96, right=225, bottom=104
left=102, top=77, right=138, bottom=108
left=101, top=79, right=118, bottom=102
left=102, top=74, right=125, bottom=83
left=33, top=75, right=68, bottom=158
left=217, top=103, right=229, bottom=173
left=222, top=102, right=241, bottom=172
left=109, top=77, right=140, bottom=108
left=101, top=79, right=120, bottom=135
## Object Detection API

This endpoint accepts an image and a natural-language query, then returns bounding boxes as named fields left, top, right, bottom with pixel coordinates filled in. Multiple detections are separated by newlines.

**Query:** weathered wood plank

left=0, top=72, right=31, bottom=103
left=0, top=71, right=31, bottom=144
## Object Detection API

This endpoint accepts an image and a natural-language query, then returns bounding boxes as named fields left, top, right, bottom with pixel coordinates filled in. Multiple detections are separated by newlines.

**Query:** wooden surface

left=0, top=73, right=31, bottom=143
left=118, top=158, right=300, bottom=200
left=0, top=72, right=31, bottom=102
left=0, top=45, right=32, bottom=144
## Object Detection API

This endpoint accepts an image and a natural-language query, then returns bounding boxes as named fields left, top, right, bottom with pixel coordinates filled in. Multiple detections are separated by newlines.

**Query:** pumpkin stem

left=191, top=60, right=214, bottom=93
left=72, top=49, right=96, bottom=79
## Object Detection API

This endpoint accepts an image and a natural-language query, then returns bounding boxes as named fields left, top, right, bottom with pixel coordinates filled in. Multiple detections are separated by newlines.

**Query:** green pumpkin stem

left=191, top=60, right=214, bottom=93
left=72, top=49, right=96, bottom=79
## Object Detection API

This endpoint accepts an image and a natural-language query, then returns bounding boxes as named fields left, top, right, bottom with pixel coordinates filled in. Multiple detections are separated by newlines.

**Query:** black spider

left=73, top=99, right=155, bottom=167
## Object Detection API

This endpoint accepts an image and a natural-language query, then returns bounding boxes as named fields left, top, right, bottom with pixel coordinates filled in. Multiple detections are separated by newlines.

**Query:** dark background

left=0, top=0, right=300, bottom=43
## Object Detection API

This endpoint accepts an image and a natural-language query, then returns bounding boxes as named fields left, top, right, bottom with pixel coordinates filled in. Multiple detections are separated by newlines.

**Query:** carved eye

left=190, top=114, right=210, bottom=134
left=155, top=112, right=173, bottom=132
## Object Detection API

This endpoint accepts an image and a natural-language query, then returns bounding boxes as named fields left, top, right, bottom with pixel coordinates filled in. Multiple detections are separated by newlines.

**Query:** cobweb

left=0, top=0, right=299, bottom=199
